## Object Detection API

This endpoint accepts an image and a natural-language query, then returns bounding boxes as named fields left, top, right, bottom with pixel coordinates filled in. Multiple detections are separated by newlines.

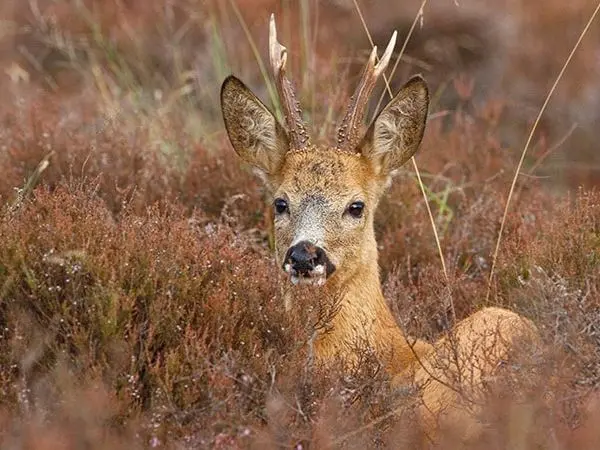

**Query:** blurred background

left=1, top=0, right=599, bottom=190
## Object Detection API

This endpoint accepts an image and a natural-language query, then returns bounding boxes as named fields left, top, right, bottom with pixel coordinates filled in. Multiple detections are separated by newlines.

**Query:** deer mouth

left=283, top=263, right=328, bottom=286
left=282, top=240, right=336, bottom=286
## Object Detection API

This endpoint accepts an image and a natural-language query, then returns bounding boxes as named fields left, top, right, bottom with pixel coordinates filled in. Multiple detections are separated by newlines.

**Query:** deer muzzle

left=283, top=240, right=336, bottom=285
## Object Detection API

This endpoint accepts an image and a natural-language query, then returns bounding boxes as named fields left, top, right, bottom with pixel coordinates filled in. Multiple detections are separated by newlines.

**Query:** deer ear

left=360, top=75, right=429, bottom=176
left=221, top=75, right=289, bottom=177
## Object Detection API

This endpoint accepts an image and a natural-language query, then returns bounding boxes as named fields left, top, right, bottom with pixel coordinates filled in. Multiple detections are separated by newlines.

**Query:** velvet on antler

left=335, top=31, right=397, bottom=152
left=269, top=14, right=310, bottom=151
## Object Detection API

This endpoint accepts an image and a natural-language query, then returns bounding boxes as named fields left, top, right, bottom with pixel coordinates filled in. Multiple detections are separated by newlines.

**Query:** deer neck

left=306, top=241, right=421, bottom=373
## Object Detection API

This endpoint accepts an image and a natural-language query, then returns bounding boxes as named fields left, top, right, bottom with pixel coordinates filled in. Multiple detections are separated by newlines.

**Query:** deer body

left=221, top=14, right=538, bottom=443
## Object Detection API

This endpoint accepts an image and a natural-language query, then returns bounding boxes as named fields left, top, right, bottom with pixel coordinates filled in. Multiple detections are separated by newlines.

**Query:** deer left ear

left=360, top=75, right=429, bottom=176
left=221, top=75, right=289, bottom=177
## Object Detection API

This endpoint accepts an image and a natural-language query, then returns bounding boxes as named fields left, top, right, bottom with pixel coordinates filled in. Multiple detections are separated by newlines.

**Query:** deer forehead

left=276, top=147, right=379, bottom=201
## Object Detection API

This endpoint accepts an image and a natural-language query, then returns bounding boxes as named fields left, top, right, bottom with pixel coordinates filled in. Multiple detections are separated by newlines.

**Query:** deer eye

left=273, top=198, right=289, bottom=215
left=347, top=201, right=365, bottom=218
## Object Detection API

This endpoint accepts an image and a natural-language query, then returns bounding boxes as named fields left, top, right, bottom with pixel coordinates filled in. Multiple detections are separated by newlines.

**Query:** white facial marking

left=290, top=274, right=327, bottom=286
left=288, top=264, right=327, bottom=286
left=313, top=264, right=325, bottom=275
left=283, top=196, right=332, bottom=287
left=291, top=198, right=326, bottom=247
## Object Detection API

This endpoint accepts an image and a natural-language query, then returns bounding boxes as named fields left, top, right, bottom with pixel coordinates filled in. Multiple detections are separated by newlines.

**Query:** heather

left=1, top=1, right=600, bottom=448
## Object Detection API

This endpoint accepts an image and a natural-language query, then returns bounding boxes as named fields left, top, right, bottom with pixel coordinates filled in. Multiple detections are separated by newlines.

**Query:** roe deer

left=220, top=14, right=539, bottom=443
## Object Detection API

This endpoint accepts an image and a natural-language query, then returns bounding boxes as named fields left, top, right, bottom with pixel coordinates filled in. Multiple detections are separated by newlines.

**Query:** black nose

left=284, top=241, right=327, bottom=275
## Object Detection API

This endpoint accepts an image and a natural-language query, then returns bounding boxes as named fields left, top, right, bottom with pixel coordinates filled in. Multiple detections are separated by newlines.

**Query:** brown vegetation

left=1, top=1, right=599, bottom=448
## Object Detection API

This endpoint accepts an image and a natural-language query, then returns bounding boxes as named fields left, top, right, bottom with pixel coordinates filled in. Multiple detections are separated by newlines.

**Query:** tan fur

left=220, top=38, right=538, bottom=444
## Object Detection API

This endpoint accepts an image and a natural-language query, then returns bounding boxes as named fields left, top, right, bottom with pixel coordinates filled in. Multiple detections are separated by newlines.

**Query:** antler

left=336, top=31, right=397, bottom=151
left=269, top=14, right=310, bottom=151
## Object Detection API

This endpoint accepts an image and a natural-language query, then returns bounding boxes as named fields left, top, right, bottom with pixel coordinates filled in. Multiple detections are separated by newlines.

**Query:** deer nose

left=284, top=241, right=327, bottom=275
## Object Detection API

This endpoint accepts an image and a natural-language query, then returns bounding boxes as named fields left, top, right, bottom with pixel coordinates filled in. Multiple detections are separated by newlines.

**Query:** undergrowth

left=1, top=0, right=600, bottom=448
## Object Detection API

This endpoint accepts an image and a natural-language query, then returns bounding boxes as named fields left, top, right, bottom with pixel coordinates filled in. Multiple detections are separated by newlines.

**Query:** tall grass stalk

left=227, top=0, right=282, bottom=119
left=351, top=0, right=453, bottom=321
left=485, top=0, right=600, bottom=302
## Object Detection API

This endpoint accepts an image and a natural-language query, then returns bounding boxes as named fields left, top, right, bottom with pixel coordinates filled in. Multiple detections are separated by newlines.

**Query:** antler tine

left=336, top=31, right=397, bottom=151
left=374, top=30, right=397, bottom=77
left=269, top=14, right=310, bottom=150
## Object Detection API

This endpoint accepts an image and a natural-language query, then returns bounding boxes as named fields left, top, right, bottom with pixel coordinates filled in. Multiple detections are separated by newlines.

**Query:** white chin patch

left=290, top=275, right=326, bottom=286
left=286, top=264, right=327, bottom=287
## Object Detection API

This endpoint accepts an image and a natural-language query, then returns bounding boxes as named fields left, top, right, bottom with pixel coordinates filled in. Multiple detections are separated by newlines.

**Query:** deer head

left=221, top=15, right=429, bottom=289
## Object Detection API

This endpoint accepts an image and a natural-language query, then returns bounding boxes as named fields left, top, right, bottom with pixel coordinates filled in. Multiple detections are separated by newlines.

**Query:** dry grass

left=1, top=1, right=600, bottom=448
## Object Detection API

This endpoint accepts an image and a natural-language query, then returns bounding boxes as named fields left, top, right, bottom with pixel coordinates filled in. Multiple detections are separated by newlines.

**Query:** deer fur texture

left=220, top=14, right=539, bottom=444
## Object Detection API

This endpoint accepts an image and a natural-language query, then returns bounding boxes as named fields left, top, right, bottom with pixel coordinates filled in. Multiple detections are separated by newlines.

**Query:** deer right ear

left=360, top=75, right=429, bottom=176
left=221, top=75, right=289, bottom=176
